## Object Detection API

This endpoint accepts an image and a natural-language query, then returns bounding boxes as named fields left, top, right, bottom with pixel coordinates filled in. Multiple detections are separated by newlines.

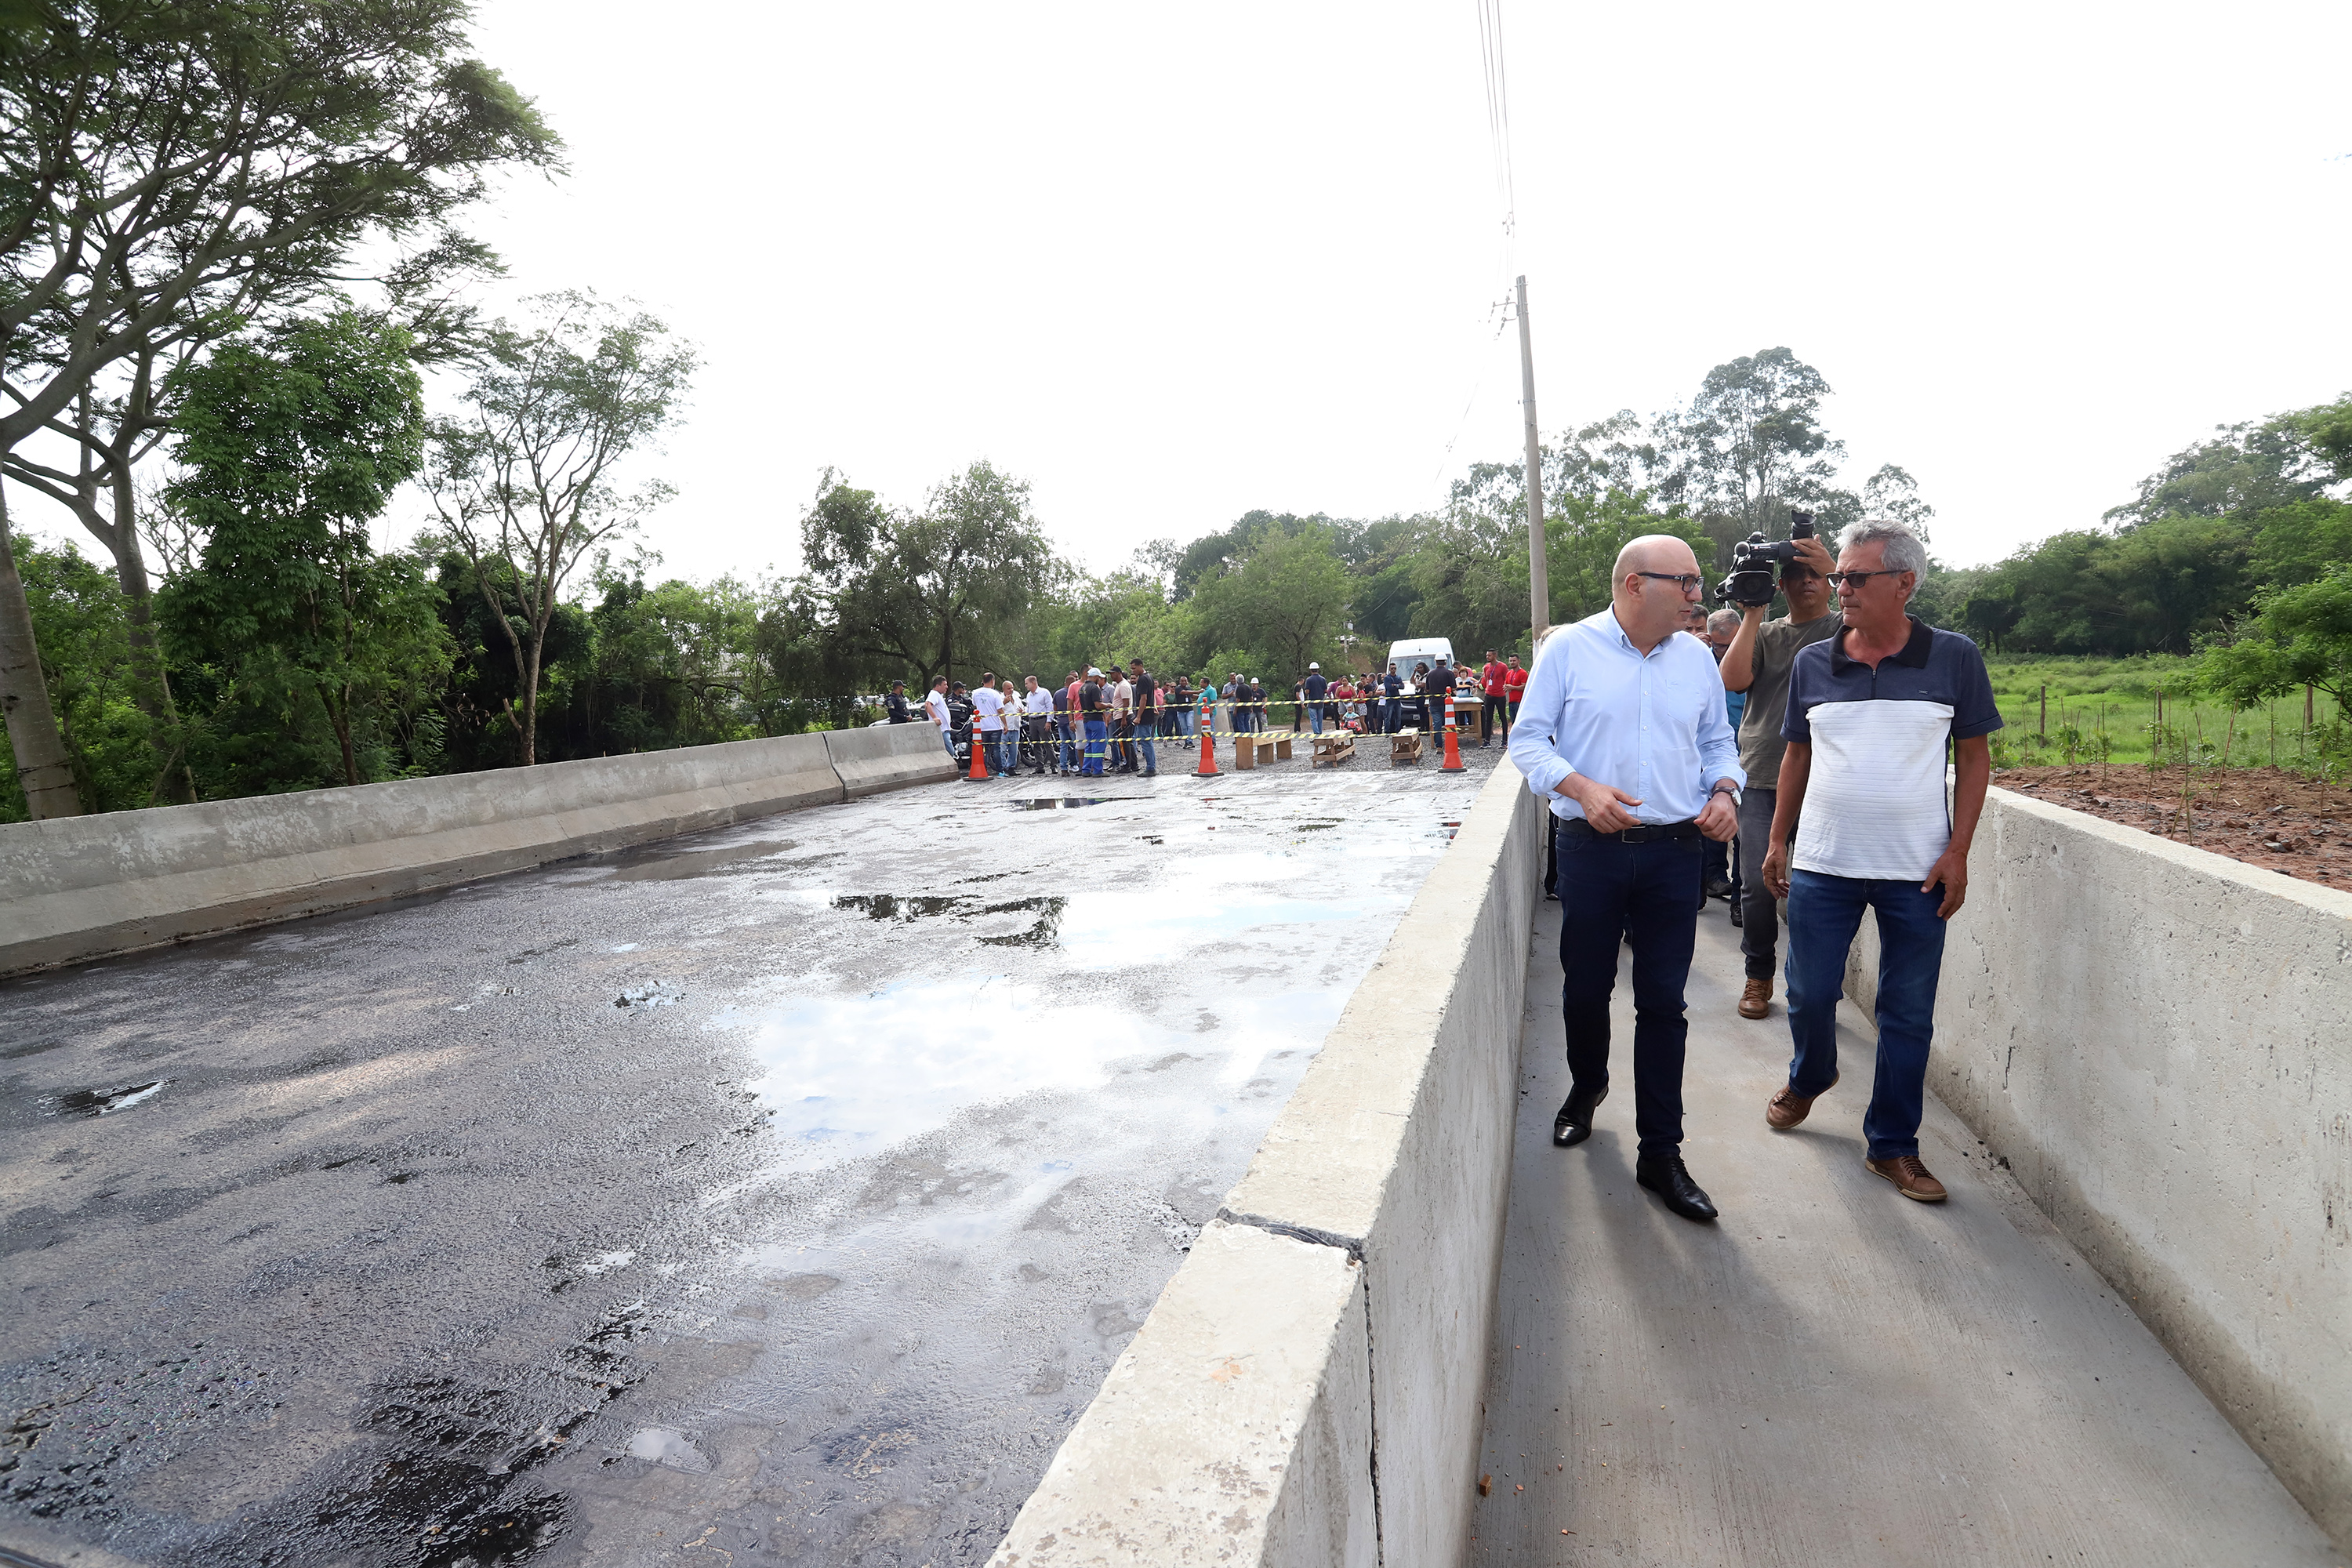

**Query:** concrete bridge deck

left=1470, top=899, right=2340, bottom=1566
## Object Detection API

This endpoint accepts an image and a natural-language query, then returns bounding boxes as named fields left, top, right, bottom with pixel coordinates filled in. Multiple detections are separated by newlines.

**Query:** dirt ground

left=1991, top=764, right=2350, bottom=890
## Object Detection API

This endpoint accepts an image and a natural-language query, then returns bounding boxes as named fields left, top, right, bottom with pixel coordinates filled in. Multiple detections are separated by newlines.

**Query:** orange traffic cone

left=1196, top=702, right=1220, bottom=775
left=1440, top=695, right=1465, bottom=771
left=966, top=725, right=990, bottom=780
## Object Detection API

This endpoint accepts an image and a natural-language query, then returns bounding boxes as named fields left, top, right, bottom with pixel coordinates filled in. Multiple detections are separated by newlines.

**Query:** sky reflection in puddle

left=737, top=979, right=1350, bottom=1174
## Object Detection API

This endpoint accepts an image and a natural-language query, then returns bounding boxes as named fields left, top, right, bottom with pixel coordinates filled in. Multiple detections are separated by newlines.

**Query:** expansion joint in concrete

left=1212, top=1207, right=1365, bottom=1261
left=1359, top=1264, right=1388, bottom=1568
left=1211, top=1208, right=1388, bottom=1563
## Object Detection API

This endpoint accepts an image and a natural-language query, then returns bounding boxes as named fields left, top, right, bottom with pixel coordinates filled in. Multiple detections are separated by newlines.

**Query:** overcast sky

left=28, top=2, right=2351, bottom=584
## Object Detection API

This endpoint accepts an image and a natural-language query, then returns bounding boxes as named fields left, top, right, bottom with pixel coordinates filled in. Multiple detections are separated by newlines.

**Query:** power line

left=1475, top=0, right=1518, bottom=244
left=1428, top=1, right=1524, bottom=508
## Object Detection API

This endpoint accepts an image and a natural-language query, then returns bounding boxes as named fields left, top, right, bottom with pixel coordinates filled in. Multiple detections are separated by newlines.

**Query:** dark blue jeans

left=1784, top=869, right=1948, bottom=1160
left=1552, top=821, right=1702, bottom=1156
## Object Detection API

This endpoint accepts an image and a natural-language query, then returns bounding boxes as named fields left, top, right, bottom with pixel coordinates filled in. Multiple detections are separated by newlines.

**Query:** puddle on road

left=1011, top=798, right=1105, bottom=811
left=828, top=894, right=1066, bottom=948
left=44, top=1080, right=169, bottom=1116
left=732, top=978, right=1353, bottom=1177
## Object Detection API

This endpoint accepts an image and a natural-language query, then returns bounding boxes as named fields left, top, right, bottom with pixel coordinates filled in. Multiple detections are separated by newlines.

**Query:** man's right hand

left=1559, top=774, right=1643, bottom=833
left=1762, top=840, right=1791, bottom=898
left=1791, top=533, right=1835, bottom=579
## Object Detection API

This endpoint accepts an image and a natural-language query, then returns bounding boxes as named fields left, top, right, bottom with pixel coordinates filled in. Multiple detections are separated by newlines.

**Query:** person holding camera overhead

left=1717, top=514, right=1838, bottom=1022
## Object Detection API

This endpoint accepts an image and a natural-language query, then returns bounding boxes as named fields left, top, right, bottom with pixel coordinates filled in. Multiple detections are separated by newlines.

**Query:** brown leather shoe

left=1865, top=1154, right=1949, bottom=1203
left=1765, top=1071, right=1837, bottom=1131
left=1737, top=978, right=1772, bottom=1019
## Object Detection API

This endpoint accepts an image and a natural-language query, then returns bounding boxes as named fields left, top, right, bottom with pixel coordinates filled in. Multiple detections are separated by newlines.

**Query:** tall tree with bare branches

left=425, top=292, right=695, bottom=764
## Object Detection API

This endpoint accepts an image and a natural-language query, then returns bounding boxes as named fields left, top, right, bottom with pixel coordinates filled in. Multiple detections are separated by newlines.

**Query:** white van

left=1385, top=638, right=1476, bottom=694
left=1383, top=637, right=1454, bottom=677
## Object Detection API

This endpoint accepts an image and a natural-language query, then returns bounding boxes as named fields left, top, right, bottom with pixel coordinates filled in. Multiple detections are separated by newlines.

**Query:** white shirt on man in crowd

left=971, top=684, right=1004, bottom=731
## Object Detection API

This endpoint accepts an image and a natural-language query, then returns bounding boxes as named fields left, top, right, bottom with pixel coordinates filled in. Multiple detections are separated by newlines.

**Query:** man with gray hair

left=1508, top=535, right=1742, bottom=1223
left=1759, top=521, right=2002, bottom=1203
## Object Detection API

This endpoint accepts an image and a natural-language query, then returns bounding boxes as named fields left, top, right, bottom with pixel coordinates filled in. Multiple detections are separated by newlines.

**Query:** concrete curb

left=1843, top=784, right=2352, bottom=1553
left=991, top=761, right=1545, bottom=1566
left=0, top=724, right=955, bottom=977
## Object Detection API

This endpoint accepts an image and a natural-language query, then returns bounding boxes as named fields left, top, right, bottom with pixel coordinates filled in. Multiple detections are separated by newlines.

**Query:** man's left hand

left=1922, top=848, right=1969, bottom=919
left=1697, top=791, right=1738, bottom=842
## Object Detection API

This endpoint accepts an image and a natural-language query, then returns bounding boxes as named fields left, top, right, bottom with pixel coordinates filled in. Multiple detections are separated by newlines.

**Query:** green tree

left=2197, top=565, right=2352, bottom=721
left=1651, top=348, right=1849, bottom=543
left=1188, top=521, right=1350, bottom=679
left=1545, top=488, right=1709, bottom=625
left=426, top=291, right=695, bottom=764
left=2103, top=408, right=2341, bottom=529
left=1960, top=514, right=2256, bottom=655
left=157, top=312, right=442, bottom=786
left=0, top=0, right=557, bottom=791
left=800, top=460, right=1060, bottom=688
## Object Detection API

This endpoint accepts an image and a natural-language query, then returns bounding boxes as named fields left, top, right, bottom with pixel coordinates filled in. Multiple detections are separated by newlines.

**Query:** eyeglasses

left=1634, top=572, right=1705, bottom=593
left=1825, top=569, right=1906, bottom=589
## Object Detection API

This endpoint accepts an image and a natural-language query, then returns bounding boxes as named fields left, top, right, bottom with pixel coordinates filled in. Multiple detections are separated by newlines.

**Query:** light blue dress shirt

left=1506, top=611, right=1744, bottom=823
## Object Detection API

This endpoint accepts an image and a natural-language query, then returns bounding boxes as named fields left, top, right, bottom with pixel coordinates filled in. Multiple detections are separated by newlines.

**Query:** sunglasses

left=1825, top=569, right=1905, bottom=589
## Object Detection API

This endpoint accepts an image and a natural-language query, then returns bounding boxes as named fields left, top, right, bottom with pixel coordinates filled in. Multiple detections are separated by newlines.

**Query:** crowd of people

left=878, top=651, right=1537, bottom=778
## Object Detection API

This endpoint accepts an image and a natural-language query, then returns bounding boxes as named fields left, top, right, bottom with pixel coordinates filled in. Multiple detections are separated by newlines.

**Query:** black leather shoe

left=1552, top=1084, right=1606, bottom=1148
left=1635, top=1153, right=1719, bottom=1222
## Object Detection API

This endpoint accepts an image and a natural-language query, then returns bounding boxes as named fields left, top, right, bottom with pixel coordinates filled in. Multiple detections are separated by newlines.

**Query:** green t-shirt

left=1737, top=612, right=1839, bottom=786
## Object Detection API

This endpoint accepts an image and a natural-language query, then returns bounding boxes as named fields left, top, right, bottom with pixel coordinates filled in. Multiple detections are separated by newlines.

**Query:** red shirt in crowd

left=1482, top=659, right=1508, bottom=697
left=1503, top=663, right=1528, bottom=702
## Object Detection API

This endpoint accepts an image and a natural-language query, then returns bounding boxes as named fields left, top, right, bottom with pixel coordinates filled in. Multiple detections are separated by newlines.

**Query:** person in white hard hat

left=1302, top=661, right=1329, bottom=735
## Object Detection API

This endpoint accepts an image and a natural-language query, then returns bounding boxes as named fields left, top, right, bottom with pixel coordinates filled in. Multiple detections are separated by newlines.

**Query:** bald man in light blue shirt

left=1508, top=535, right=1742, bottom=1222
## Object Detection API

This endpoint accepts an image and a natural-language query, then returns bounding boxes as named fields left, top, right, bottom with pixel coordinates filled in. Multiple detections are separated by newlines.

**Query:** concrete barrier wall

left=825, top=722, right=956, bottom=797
left=1843, top=786, right=2352, bottom=1551
left=993, top=762, right=1546, bottom=1567
left=0, top=723, right=955, bottom=976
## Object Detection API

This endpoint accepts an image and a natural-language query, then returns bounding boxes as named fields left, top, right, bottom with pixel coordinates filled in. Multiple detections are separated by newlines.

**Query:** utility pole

left=1516, top=275, right=1548, bottom=642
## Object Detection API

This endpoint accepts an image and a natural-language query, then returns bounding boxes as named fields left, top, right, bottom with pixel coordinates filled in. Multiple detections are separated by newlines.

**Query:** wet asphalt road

left=2, top=739, right=1504, bottom=1567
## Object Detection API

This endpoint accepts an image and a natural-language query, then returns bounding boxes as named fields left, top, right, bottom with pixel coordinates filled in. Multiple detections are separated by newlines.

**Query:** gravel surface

left=2, top=741, right=1505, bottom=1568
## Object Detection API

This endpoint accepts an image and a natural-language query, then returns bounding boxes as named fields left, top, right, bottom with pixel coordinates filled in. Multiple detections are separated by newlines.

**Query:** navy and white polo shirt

left=1781, top=616, right=2002, bottom=880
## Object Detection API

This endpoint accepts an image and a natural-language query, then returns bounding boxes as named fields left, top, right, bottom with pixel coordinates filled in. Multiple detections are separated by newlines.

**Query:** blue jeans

left=1054, top=717, right=1076, bottom=770
left=1134, top=717, right=1157, bottom=773
left=1308, top=706, right=1324, bottom=735
left=1784, top=869, right=1948, bottom=1160
left=1552, top=821, right=1703, bottom=1156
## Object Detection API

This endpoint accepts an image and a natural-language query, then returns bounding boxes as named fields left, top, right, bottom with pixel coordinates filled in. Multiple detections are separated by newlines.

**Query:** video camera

left=1714, top=511, right=1817, bottom=608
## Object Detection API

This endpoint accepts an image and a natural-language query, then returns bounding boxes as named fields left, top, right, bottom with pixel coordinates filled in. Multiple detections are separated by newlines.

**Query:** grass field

left=1982, top=654, right=2344, bottom=773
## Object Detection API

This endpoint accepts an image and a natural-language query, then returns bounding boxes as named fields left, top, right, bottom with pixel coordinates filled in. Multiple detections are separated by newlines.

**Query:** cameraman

left=1719, top=528, right=1837, bottom=1022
